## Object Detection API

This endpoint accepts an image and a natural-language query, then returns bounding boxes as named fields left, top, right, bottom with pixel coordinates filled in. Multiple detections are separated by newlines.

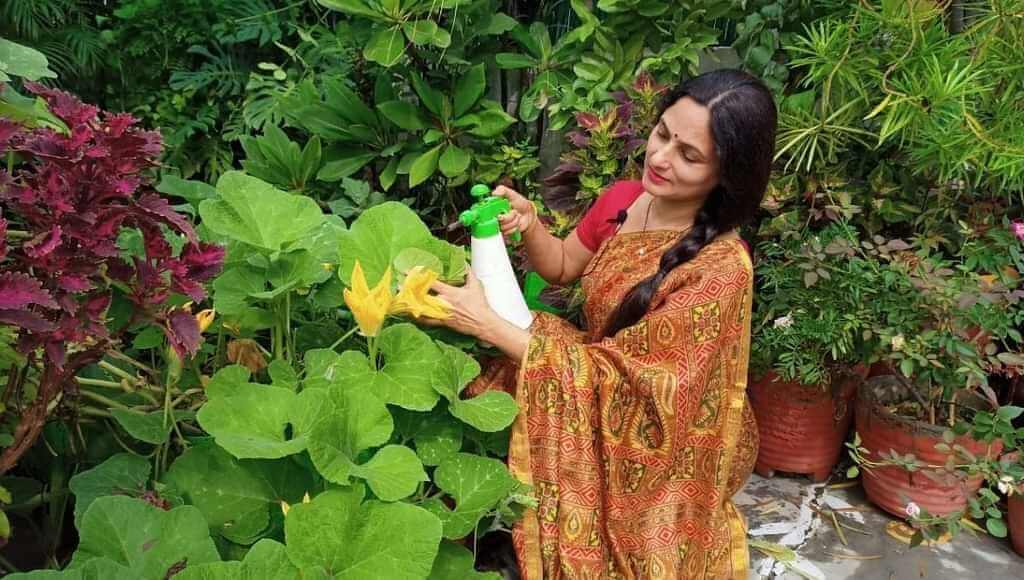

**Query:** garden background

left=2, top=0, right=1024, bottom=578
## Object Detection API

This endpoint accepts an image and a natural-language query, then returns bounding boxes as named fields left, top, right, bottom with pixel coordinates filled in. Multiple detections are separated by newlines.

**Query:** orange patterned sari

left=468, top=231, right=758, bottom=579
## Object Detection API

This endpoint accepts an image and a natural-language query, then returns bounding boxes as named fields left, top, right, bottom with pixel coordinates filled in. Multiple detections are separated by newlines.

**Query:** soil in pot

left=749, top=367, right=866, bottom=482
left=855, top=375, right=1003, bottom=518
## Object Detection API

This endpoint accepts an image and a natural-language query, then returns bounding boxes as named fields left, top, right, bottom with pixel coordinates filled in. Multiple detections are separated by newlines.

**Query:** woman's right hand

left=494, top=185, right=539, bottom=237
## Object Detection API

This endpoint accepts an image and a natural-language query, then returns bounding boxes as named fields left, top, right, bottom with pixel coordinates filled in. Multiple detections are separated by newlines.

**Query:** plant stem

left=170, top=388, right=202, bottom=409
left=368, top=336, right=379, bottom=370
left=79, top=389, right=133, bottom=411
left=0, top=553, right=19, bottom=573
left=108, top=350, right=158, bottom=376
left=285, top=292, right=292, bottom=362
left=98, top=360, right=135, bottom=382
left=328, top=326, right=359, bottom=352
left=274, top=300, right=284, bottom=361
left=79, top=407, right=114, bottom=419
left=75, top=377, right=123, bottom=389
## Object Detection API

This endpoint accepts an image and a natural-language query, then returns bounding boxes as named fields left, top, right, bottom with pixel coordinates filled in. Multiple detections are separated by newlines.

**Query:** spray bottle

left=459, top=184, right=534, bottom=330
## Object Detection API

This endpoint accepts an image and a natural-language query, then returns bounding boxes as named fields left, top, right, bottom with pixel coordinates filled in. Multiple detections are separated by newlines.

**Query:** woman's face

left=641, top=96, right=720, bottom=203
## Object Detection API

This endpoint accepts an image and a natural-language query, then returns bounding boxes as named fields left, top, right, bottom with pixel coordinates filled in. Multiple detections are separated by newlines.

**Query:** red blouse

left=574, top=180, right=752, bottom=255
left=575, top=180, right=646, bottom=252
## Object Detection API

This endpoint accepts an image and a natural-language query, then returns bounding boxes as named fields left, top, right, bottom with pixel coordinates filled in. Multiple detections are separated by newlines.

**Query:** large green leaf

left=0, top=38, right=57, bottom=82
left=338, top=202, right=445, bottom=288
left=302, top=349, right=367, bottom=392
left=68, top=496, right=219, bottom=577
left=156, top=175, right=217, bottom=211
left=285, top=487, right=441, bottom=578
left=259, top=250, right=326, bottom=296
left=299, top=365, right=427, bottom=499
left=428, top=541, right=502, bottom=580
left=7, top=559, right=127, bottom=579
left=175, top=539, right=320, bottom=580
left=375, top=324, right=442, bottom=411
left=464, top=105, right=516, bottom=138
left=110, top=409, right=192, bottom=445
left=410, top=73, right=445, bottom=118
left=403, top=20, right=439, bottom=46
left=68, top=454, right=150, bottom=528
left=448, top=392, right=518, bottom=433
left=432, top=343, right=517, bottom=432
left=350, top=445, right=427, bottom=501
left=495, top=53, right=538, bottom=69
left=299, top=385, right=390, bottom=481
left=453, top=64, right=486, bottom=118
left=409, top=144, right=443, bottom=187
left=424, top=453, right=518, bottom=539
left=196, top=366, right=306, bottom=459
left=393, top=407, right=464, bottom=466
left=378, top=100, right=428, bottom=131
left=164, top=442, right=314, bottom=544
left=322, top=78, right=379, bottom=129
left=439, top=145, right=471, bottom=178
left=317, top=0, right=382, bottom=21
left=365, top=27, right=405, bottom=67
left=318, top=152, right=376, bottom=182
left=200, top=172, right=324, bottom=252
left=212, top=266, right=265, bottom=316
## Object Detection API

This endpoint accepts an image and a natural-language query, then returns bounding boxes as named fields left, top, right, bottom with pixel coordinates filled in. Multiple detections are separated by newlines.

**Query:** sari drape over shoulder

left=468, top=232, right=758, bottom=580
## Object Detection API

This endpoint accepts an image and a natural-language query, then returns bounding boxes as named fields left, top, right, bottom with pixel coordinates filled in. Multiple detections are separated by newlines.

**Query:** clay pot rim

left=752, top=364, right=868, bottom=396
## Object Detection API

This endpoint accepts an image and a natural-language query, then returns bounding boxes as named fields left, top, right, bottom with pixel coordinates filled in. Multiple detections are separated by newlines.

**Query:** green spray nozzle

left=459, top=184, right=520, bottom=241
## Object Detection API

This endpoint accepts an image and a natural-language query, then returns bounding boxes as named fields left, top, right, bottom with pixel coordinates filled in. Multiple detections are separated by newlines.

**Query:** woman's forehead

left=660, top=97, right=715, bottom=156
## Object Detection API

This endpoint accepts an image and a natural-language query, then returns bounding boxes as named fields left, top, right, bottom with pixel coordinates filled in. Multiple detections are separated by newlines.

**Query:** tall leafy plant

left=0, top=84, right=223, bottom=475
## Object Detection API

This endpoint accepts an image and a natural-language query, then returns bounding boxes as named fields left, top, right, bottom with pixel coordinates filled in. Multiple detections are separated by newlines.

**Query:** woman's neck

left=645, top=193, right=701, bottom=231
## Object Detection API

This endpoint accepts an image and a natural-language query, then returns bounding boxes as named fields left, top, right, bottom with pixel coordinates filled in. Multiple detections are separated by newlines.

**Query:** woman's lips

left=646, top=167, right=668, bottom=185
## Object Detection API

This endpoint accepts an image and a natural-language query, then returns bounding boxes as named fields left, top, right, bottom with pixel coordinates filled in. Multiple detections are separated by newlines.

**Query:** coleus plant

left=0, top=83, right=223, bottom=474
left=542, top=72, right=664, bottom=214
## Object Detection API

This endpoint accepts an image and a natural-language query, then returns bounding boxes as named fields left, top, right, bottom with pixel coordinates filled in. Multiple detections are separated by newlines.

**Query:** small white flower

left=774, top=314, right=794, bottom=329
left=999, top=475, right=1016, bottom=496
left=905, top=502, right=921, bottom=518
left=891, top=335, right=906, bottom=351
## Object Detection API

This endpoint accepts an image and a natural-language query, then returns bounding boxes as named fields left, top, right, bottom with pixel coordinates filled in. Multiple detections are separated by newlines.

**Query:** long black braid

left=601, top=70, right=777, bottom=338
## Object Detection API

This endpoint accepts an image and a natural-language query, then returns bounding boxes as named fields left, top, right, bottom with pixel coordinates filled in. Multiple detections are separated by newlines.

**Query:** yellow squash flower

left=195, top=309, right=216, bottom=333
left=390, top=266, right=452, bottom=320
left=343, top=261, right=393, bottom=337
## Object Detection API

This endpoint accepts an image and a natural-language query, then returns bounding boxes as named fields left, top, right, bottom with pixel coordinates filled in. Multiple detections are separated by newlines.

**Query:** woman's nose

left=649, top=143, right=672, bottom=168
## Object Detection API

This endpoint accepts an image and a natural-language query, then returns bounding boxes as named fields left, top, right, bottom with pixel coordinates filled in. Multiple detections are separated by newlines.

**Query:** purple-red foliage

left=0, top=83, right=223, bottom=362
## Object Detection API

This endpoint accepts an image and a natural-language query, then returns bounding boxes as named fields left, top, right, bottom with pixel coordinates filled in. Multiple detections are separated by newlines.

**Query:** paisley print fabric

left=467, top=232, right=757, bottom=579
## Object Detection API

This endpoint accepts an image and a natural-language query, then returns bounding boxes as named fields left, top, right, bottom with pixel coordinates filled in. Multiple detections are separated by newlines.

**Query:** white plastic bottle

left=460, top=184, right=534, bottom=330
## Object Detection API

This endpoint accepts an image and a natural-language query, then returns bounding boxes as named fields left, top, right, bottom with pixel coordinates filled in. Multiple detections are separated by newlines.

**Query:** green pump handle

left=458, top=184, right=521, bottom=242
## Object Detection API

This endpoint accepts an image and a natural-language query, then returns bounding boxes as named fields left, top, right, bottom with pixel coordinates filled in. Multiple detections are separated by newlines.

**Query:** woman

left=429, top=69, right=777, bottom=579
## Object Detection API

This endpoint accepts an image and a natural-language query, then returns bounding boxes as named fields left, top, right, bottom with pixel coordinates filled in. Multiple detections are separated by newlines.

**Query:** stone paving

left=737, top=474, right=1023, bottom=579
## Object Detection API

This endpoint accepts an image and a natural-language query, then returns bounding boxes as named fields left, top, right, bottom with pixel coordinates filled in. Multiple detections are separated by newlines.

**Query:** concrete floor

left=736, top=474, right=1023, bottom=579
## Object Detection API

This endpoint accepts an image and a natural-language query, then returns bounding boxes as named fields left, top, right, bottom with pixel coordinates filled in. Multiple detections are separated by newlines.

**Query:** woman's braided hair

left=601, top=69, right=777, bottom=338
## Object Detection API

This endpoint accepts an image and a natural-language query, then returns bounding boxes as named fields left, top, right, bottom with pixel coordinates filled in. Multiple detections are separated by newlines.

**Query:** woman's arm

left=493, top=186, right=594, bottom=286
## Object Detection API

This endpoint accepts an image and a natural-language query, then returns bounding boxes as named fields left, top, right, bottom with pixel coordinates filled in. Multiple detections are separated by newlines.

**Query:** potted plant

left=748, top=225, right=873, bottom=481
left=847, top=242, right=1023, bottom=522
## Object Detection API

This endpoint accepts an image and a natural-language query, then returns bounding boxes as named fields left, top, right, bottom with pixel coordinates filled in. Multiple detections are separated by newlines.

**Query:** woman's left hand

left=426, top=270, right=496, bottom=338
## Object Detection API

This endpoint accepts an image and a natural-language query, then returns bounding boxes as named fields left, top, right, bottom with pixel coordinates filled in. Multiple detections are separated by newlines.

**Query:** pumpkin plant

left=5, top=183, right=530, bottom=578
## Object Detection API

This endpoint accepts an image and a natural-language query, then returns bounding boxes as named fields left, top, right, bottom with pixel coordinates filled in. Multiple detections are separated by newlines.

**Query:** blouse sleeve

left=507, top=240, right=754, bottom=578
left=574, top=180, right=644, bottom=252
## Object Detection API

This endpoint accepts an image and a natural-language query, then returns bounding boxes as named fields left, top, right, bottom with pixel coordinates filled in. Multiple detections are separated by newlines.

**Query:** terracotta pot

left=749, top=366, right=867, bottom=482
left=855, top=376, right=1003, bottom=518
left=1010, top=493, right=1024, bottom=557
